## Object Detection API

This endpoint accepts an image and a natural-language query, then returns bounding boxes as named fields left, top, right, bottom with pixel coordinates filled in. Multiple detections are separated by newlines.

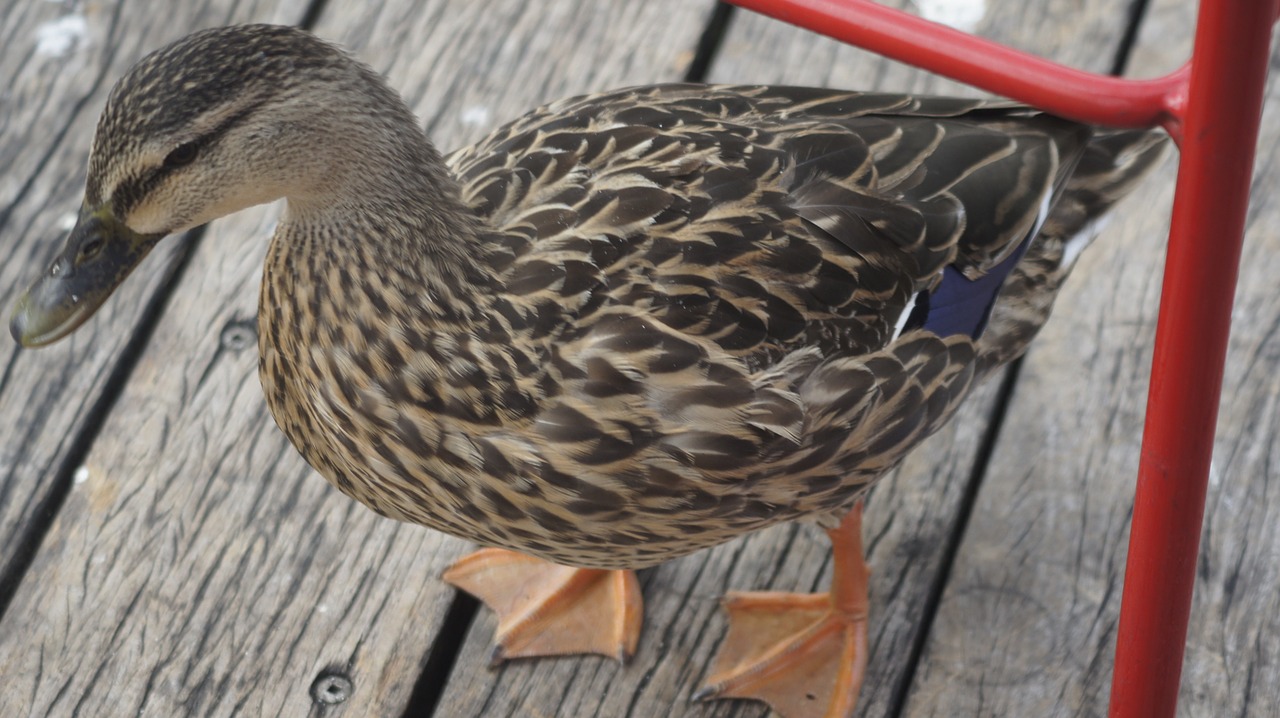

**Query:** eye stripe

left=109, top=101, right=263, bottom=217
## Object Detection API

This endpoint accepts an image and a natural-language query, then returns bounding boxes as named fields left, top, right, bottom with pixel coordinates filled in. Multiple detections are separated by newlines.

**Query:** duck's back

left=453, top=85, right=1107, bottom=361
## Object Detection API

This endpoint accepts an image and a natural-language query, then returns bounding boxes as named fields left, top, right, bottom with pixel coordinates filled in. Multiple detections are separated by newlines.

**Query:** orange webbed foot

left=696, top=502, right=870, bottom=718
left=442, top=548, right=642, bottom=663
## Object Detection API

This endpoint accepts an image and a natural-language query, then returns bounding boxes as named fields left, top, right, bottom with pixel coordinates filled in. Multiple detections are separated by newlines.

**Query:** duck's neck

left=277, top=106, right=496, bottom=323
left=252, top=56, right=533, bottom=507
left=257, top=137, right=525, bottom=475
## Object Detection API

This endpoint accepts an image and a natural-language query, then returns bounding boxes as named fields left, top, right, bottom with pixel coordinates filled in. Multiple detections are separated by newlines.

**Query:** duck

left=9, top=24, right=1167, bottom=718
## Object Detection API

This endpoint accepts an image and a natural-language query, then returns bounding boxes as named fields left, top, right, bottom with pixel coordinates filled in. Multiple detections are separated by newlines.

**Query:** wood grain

left=902, top=0, right=1280, bottom=715
left=0, top=1, right=719, bottom=716
left=0, top=0, right=309, bottom=598
left=432, top=1, right=1159, bottom=717
left=5, top=1, right=1264, bottom=718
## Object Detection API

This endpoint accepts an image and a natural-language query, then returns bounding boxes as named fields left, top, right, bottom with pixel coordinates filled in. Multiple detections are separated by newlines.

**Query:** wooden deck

left=1, top=0, right=1276, bottom=715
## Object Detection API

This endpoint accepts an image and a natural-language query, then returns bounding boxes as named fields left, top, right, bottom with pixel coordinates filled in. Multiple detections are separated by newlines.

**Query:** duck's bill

left=9, top=206, right=163, bottom=348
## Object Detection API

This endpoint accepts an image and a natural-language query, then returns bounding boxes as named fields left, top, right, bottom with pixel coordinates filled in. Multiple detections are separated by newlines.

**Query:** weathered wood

left=904, top=0, right=1280, bottom=715
left=432, top=2, right=1155, bottom=717
left=0, top=1, right=718, bottom=716
left=8, top=2, right=1263, bottom=718
left=0, top=0, right=308, bottom=598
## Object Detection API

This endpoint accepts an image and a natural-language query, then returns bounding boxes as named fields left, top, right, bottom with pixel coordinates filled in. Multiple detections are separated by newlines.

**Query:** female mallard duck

left=10, top=24, right=1166, bottom=718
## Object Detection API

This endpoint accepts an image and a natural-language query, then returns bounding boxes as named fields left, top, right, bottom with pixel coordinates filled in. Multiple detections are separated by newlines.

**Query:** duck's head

left=11, top=24, right=413, bottom=347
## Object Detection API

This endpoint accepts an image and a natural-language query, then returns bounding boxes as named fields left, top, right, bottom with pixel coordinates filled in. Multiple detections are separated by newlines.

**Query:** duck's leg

left=442, top=548, right=642, bottom=663
left=695, top=501, right=870, bottom=718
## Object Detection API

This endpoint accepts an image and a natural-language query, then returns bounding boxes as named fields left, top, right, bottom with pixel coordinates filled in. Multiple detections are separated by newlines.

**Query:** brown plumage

left=10, top=24, right=1167, bottom=715
left=257, top=82, right=1164, bottom=569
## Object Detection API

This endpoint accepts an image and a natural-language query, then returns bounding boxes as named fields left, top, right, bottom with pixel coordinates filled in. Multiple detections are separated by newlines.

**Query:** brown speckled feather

left=251, top=80, right=1166, bottom=568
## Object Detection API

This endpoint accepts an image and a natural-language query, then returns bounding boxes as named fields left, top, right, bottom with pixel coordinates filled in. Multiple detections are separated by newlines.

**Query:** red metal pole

left=727, top=0, right=1188, bottom=131
left=1108, top=0, right=1275, bottom=714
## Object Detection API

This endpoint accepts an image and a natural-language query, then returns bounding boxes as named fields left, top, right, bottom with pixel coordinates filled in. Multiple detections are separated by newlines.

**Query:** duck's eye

left=163, top=142, right=198, bottom=168
left=77, top=236, right=105, bottom=262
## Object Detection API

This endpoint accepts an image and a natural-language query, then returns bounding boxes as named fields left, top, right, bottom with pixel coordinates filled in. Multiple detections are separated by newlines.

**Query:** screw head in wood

left=310, top=670, right=353, bottom=705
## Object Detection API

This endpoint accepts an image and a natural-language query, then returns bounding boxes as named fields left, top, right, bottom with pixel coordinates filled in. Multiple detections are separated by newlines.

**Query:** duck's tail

left=975, top=128, right=1170, bottom=373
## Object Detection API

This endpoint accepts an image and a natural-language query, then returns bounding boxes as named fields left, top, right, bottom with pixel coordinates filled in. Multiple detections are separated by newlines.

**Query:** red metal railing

left=726, top=0, right=1277, bottom=715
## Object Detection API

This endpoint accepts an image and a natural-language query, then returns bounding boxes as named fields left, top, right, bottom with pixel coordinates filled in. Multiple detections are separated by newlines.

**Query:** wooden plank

left=0, top=0, right=308, bottom=594
left=0, top=1, right=719, bottom=716
left=901, top=0, right=1280, bottom=714
left=433, top=2, right=1150, bottom=717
